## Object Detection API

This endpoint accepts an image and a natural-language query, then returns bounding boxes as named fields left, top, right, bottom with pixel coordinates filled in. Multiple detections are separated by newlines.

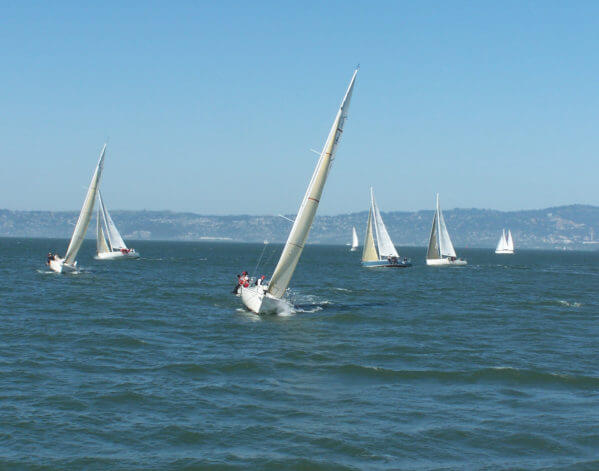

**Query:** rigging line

left=252, top=241, right=269, bottom=278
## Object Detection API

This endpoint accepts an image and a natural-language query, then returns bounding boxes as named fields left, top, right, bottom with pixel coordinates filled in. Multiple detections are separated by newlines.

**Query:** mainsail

left=426, top=209, right=440, bottom=259
left=64, top=144, right=106, bottom=266
left=361, top=207, right=378, bottom=262
left=98, top=191, right=127, bottom=251
left=351, top=226, right=359, bottom=249
left=96, top=207, right=110, bottom=254
left=371, top=188, right=399, bottom=258
left=267, top=69, right=358, bottom=299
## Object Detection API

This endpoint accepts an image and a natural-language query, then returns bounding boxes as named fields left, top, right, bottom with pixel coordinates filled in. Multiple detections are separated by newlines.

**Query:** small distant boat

left=361, top=188, right=411, bottom=268
left=350, top=226, right=359, bottom=251
left=240, top=68, right=358, bottom=314
left=495, top=228, right=515, bottom=254
left=47, top=144, right=106, bottom=273
left=426, top=194, right=467, bottom=266
left=95, top=191, right=140, bottom=260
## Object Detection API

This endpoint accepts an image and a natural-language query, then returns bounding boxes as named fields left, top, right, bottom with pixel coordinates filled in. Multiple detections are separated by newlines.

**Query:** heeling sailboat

left=495, top=228, right=514, bottom=254
left=240, top=68, right=358, bottom=314
left=350, top=226, right=359, bottom=251
left=425, top=194, right=467, bottom=266
left=47, top=144, right=106, bottom=273
left=361, top=188, right=411, bottom=268
left=95, top=191, right=140, bottom=260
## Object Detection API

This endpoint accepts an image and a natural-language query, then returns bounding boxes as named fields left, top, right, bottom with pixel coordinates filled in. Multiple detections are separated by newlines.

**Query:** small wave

left=333, top=364, right=599, bottom=389
left=557, top=300, right=582, bottom=308
left=333, top=287, right=351, bottom=292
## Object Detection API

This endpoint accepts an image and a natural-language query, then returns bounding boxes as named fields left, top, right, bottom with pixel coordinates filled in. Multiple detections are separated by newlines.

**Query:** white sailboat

left=240, top=68, right=358, bottom=314
left=95, top=191, right=140, bottom=260
left=350, top=226, right=359, bottom=251
left=425, top=194, right=467, bottom=266
left=361, top=188, right=411, bottom=268
left=495, top=228, right=514, bottom=254
left=47, top=144, right=106, bottom=273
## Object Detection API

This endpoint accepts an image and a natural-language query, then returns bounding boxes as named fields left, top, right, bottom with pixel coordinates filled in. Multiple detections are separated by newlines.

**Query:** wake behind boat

left=47, top=144, right=106, bottom=273
left=361, top=188, right=411, bottom=268
left=495, top=228, right=515, bottom=254
left=240, top=68, right=358, bottom=314
left=426, top=194, right=467, bottom=266
left=95, top=190, right=140, bottom=260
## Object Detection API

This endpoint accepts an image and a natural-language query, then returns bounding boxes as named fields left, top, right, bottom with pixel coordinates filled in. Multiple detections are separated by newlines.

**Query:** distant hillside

left=1, top=205, right=599, bottom=249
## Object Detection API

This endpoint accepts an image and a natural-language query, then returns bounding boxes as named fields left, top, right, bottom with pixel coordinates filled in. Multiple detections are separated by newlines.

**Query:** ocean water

left=1, top=237, right=598, bottom=470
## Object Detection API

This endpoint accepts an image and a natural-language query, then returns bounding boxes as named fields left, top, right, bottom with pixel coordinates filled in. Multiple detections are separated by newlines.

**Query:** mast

left=267, top=68, right=358, bottom=299
left=64, top=144, right=106, bottom=265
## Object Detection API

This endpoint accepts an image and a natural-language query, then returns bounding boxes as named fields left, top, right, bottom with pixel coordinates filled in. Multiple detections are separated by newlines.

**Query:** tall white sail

left=371, top=188, right=399, bottom=258
left=436, top=194, right=457, bottom=258
left=64, top=144, right=106, bottom=266
left=361, top=207, right=378, bottom=262
left=267, top=68, right=358, bottom=299
left=496, top=229, right=508, bottom=252
left=426, top=209, right=441, bottom=259
left=98, top=191, right=127, bottom=250
left=351, top=226, right=359, bottom=250
left=96, top=207, right=110, bottom=254
left=507, top=230, right=514, bottom=251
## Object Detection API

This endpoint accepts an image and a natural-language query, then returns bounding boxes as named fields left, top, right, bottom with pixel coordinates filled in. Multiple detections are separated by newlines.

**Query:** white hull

left=95, top=249, right=140, bottom=260
left=350, top=247, right=358, bottom=252
left=495, top=249, right=514, bottom=254
left=48, top=257, right=78, bottom=273
left=240, top=285, right=290, bottom=314
left=426, top=257, right=467, bottom=266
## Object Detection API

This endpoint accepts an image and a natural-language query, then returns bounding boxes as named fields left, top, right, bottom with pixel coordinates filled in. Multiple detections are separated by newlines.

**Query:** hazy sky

left=2, top=1, right=599, bottom=214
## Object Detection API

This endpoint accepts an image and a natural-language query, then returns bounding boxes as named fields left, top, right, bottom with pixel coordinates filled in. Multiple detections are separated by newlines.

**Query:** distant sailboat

left=425, top=194, right=467, bottom=266
left=95, top=191, right=140, bottom=260
left=495, top=228, right=514, bottom=254
left=240, top=68, right=358, bottom=314
left=361, top=188, right=411, bottom=268
left=47, top=144, right=106, bottom=273
left=350, top=226, right=359, bottom=251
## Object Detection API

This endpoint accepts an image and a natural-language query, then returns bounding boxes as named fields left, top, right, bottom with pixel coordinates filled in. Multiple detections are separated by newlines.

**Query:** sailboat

left=47, top=144, right=106, bottom=273
left=95, top=191, right=140, bottom=260
left=361, top=188, right=411, bottom=268
left=350, top=226, right=359, bottom=251
left=495, top=228, right=514, bottom=254
left=425, top=194, right=467, bottom=266
left=240, top=68, right=358, bottom=314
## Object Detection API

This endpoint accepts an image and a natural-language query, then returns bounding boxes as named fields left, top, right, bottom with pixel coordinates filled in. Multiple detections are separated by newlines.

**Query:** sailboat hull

left=350, top=247, right=358, bottom=252
left=362, top=259, right=412, bottom=268
left=95, top=249, right=140, bottom=260
left=48, top=257, right=78, bottom=273
left=495, top=249, right=514, bottom=254
left=240, top=286, right=290, bottom=314
left=426, top=258, right=467, bottom=266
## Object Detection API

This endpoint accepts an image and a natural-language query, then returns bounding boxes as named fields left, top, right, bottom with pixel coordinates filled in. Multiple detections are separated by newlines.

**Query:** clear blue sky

left=2, top=1, right=599, bottom=214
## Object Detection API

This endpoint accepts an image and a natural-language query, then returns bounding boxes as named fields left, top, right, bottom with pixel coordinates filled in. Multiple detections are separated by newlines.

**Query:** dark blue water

left=1, top=238, right=598, bottom=469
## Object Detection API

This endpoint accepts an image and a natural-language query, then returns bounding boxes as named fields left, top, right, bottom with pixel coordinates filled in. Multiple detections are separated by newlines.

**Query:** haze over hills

left=1, top=205, right=599, bottom=250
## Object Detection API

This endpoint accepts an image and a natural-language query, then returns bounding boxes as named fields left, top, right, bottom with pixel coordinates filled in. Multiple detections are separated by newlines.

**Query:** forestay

left=64, top=144, right=106, bottom=266
left=267, top=69, right=358, bottom=299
